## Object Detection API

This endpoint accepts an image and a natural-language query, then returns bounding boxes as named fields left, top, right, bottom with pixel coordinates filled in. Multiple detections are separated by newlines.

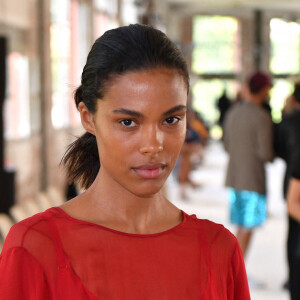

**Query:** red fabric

left=0, top=207, right=250, bottom=299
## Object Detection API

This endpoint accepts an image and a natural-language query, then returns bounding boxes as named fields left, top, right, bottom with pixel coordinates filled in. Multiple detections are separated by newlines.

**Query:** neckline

left=52, top=206, right=187, bottom=238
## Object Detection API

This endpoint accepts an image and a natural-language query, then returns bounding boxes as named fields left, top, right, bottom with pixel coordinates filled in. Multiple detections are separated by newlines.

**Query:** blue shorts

left=229, top=189, right=267, bottom=229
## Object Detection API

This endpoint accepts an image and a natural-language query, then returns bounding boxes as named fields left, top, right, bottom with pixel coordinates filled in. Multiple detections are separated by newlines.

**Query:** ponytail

left=61, top=84, right=100, bottom=189
left=61, top=132, right=100, bottom=190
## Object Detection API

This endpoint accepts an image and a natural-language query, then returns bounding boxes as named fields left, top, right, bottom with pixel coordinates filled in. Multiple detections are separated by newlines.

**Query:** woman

left=0, top=24, right=250, bottom=299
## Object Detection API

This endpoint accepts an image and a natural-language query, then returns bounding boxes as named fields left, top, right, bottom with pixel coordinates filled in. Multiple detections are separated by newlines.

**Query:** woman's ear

left=78, top=102, right=96, bottom=135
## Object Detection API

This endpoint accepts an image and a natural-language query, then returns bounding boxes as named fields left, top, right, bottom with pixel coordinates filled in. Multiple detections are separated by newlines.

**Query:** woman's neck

left=61, top=172, right=182, bottom=234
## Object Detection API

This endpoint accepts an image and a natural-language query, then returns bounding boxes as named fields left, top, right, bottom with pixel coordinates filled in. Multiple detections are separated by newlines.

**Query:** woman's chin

left=130, top=183, right=166, bottom=199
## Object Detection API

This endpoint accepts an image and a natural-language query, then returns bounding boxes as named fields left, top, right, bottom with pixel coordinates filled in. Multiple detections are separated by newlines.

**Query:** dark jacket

left=275, top=109, right=300, bottom=196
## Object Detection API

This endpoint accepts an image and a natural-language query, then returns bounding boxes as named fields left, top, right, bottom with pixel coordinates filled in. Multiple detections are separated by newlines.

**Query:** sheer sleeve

left=0, top=247, right=51, bottom=300
left=228, top=242, right=251, bottom=299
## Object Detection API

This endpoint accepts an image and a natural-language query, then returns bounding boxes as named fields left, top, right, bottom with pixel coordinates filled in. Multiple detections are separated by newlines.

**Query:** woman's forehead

left=106, top=68, right=187, bottom=95
left=96, top=68, right=187, bottom=113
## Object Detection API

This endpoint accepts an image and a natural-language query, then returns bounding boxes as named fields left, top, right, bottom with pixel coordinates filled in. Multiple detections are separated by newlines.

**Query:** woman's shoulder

left=184, top=212, right=229, bottom=232
left=1, top=207, right=60, bottom=254
left=183, top=212, right=237, bottom=248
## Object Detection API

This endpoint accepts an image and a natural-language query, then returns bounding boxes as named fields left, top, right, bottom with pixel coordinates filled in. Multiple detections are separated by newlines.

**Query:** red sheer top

left=0, top=207, right=250, bottom=299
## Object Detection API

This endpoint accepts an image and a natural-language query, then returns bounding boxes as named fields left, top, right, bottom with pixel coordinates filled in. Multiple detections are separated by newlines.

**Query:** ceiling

left=166, top=0, right=300, bottom=15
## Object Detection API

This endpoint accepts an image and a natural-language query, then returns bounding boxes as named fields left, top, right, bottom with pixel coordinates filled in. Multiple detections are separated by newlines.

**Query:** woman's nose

left=139, top=126, right=164, bottom=156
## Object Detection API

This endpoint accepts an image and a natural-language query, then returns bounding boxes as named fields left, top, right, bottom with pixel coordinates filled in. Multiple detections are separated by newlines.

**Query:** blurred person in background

left=0, top=24, right=250, bottom=299
left=223, top=71, right=274, bottom=274
left=216, top=89, right=232, bottom=129
left=286, top=151, right=300, bottom=300
left=275, top=82, right=300, bottom=299
left=189, top=110, right=209, bottom=147
left=177, top=110, right=203, bottom=199
left=232, top=89, right=244, bottom=106
left=282, top=93, right=297, bottom=118
left=275, top=82, right=300, bottom=199
left=188, top=109, right=209, bottom=165
left=281, top=78, right=300, bottom=118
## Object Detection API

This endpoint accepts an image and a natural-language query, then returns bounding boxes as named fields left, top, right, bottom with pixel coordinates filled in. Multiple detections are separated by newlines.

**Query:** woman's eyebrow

left=162, top=105, right=187, bottom=116
left=112, top=108, right=143, bottom=118
left=112, top=105, right=187, bottom=118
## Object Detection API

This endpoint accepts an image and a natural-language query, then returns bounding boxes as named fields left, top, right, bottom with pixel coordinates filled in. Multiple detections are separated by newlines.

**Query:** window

left=94, top=12, right=118, bottom=39
left=192, top=16, right=241, bottom=74
left=50, top=0, right=71, bottom=129
left=269, top=18, right=300, bottom=122
left=192, top=79, right=239, bottom=123
left=50, top=0, right=92, bottom=128
left=270, top=79, right=294, bottom=123
left=4, top=52, right=30, bottom=139
left=94, top=0, right=118, bottom=16
left=94, top=0, right=119, bottom=39
left=121, top=0, right=139, bottom=25
left=270, top=18, right=300, bottom=75
left=69, top=0, right=91, bottom=127
left=192, top=16, right=241, bottom=129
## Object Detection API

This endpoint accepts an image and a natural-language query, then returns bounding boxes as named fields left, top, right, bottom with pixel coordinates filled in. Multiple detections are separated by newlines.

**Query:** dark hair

left=248, top=71, right=272, bottom=94
left=62, top=24, right=189, bottom=189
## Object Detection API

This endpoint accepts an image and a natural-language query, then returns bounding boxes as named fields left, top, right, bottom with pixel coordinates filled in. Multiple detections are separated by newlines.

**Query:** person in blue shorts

left=223, top=71, right=274, bottom=258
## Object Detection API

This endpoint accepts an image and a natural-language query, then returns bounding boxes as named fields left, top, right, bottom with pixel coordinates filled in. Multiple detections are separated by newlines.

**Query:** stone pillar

left=181, top=17, right=193, bottom=72
left=38, top=0, right=52, bottom=191
left=240, top=15, right=255, bottom=79
left=253, top=10, right=270, bottom=72
left=240, top=11, right=271, bottom=80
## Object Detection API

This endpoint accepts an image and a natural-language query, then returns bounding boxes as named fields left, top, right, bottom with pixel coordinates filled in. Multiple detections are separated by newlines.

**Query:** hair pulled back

left=62, top=24, right=189, bottom=189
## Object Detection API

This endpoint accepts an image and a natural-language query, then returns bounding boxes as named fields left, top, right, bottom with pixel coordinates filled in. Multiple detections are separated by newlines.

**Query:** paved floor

left=166, top=140, right=289, bottom=300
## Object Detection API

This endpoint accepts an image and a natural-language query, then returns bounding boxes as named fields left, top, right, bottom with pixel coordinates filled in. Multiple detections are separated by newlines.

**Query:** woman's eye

left=164, top=117, right=180, bottom=125
left=120, top=119, right=136, bottom=127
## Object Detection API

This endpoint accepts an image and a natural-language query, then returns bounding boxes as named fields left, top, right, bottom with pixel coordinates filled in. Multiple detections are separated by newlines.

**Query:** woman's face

left=81, top=67, right=187, bottom=197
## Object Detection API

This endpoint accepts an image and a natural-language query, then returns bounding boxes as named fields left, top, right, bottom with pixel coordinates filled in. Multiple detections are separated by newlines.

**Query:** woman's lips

left=132, top=164, right=166, bottom=179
